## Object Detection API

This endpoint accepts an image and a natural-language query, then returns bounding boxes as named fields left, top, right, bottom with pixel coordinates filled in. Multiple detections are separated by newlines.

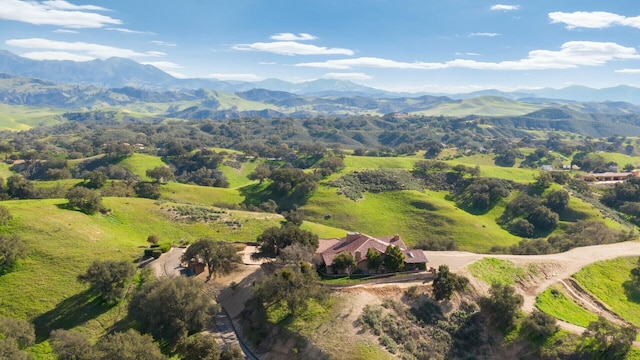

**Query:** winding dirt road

left=425, top=240, right=640, bottom=313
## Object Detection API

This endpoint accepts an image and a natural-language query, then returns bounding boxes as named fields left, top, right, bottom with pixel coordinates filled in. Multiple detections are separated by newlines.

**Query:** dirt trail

left=425, top=240, right=640, bottom=312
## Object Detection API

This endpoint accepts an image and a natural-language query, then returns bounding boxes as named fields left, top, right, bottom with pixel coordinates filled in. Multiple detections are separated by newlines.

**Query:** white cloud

left=54, top=29, right=77, bottom=34
left=151, top=40, right=177, bottom=47
left=141, top=61, right=184, bottom=70
left=296, top=57, right=429, bottom=70
left=491, top=4, right=520, bottom=11
left=232, top=41, right=354, bottom=56
left=469, top=32, right=500, bottom=37
left=270, top=33, right=317, bottom=41
left=7, top=38, right=165, bottom=59
left=322, top=72, right=373, bottom=80
left=259, top=61, right=276, bottom=65
left=296, top=41, right=640, bottom=71
left=106, top=28, right=155, bottom=35
left=208, top=73, right=265, bottom=81
left=549, top=11, right=640, bottom=29
left=615, top=69, right=640, bottom=74
left=0, top=0, right=121, bottom=28
left=41, top=0, right=107, bottom=11
left=21, top=51, right=94, bottom=61
left=142, top=61, right=186, bottom=77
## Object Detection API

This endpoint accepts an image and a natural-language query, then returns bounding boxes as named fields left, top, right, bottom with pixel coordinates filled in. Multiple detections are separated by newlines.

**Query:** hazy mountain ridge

left=2, top=50, right=640, bottom=102
left=3, top=74, right=640, bottom=123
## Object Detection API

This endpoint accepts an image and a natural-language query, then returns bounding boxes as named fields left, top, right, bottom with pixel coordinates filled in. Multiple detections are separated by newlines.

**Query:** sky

left=1, top=0, right=640, bottom=93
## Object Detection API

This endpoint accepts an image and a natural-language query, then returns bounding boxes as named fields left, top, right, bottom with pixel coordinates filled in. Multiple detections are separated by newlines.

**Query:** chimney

left=346, top=232, right=360, bottom=241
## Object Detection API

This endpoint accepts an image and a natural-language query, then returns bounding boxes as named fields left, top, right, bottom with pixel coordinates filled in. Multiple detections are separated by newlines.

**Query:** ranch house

left=315, top=232, right=428, bottom=274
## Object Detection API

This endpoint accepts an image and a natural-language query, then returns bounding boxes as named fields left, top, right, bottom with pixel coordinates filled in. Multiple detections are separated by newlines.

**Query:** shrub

left=151, top=249, right=162, bottom=259
left=159, top=243, right=171, bottom=253
left=521, top=310, right=558, bottom=341
left=144, top=248, right=154, bottom=257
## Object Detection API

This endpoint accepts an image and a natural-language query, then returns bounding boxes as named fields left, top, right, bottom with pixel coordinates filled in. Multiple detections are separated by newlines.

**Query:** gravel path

left=425, top=240, right=640, bottom=312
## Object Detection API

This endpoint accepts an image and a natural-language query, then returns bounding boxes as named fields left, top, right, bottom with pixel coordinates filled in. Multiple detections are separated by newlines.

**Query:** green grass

left=467, top=258, right=525, bottom=285
left=160, top=182, right=244, bottom=206
left=445, top=154, right=539, bottom=183
left=594, top=152, right=640, bottom=168
left=535, top=285, right=599, bottom=327
left=626, top=349, right=640, bottom=360
left=0, top=197, right=289, bottom=340
left=572, top=257, right=640, bottom=327
left=300, top=221, right=348, bottom=239
left=117, top=153, right=167, bottom=180
left=219, top=161, right=259, bottom=189
left=0, top=104, right=66, bottom=130
left=302, top=187, right=521, bottom=252
left=413, top=96, right=542, bottom=117
left=0, top=162, right=15, bottom=179
left=342, top=155, right=419, bottom=171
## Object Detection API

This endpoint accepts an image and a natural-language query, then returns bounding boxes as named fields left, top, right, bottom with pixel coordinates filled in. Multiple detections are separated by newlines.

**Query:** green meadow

left=301, top=187, right=521, bottom=252
left=535, top=285, right=599, bottom=327
left=572, top=257, right=640, bottom=327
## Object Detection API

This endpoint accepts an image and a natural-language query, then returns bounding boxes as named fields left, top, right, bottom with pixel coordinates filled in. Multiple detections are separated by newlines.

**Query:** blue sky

left=1, top=0, right=640, bottom=93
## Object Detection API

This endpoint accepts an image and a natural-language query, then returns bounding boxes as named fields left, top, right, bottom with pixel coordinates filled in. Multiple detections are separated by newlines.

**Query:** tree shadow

left=32, top=290, right=114, bottom=341
left=557, top=208, right=589, bottom=222
left=54, top=202, right=75, bottom=211
left=410, top=200, right=438, bottom=211
left=623, top=280, right=640, bottom=303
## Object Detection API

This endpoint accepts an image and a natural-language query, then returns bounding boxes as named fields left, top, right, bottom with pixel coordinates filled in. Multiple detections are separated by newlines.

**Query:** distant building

left=583, top=170, right=640, bottom=182
left=540, top=165, right=554, bottom=171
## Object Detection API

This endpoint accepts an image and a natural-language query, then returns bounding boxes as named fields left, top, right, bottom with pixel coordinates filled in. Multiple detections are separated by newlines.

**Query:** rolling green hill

left=0, top=196, right=346, bottom=346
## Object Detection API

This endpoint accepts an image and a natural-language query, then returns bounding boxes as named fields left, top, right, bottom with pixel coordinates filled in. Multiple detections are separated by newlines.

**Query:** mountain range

left=1, top=50, right=640, bottom=103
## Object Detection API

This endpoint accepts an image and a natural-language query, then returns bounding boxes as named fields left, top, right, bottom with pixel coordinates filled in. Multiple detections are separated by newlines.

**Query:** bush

left=158, top=243, right=171, bottom=253
left=151, top=249, right=162, bottom=259
left=144, top=248, right=154, bottom=257
left=521, top=310, right=558, bottom=341
left=415, top=238, right=458, bottom=251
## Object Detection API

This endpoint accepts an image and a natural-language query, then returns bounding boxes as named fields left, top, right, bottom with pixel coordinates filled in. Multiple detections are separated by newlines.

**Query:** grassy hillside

left=414, top=96, right=542, bottom=117
left=117, top=153, right=167, bottom=180
left=301, top=187, right=521, bottom=252
left=0, top=196, right=346, bottom=347
left=536, top=285, right=599, bottom=327
left=0, top=104, right=65, bottom=130
left=572, top=257, right=640, bottom=327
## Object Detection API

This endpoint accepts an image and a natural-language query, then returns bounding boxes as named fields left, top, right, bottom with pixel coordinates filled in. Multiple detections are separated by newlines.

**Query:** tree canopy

left=128, top=277, right=217, bottom=344
left=332, top=252, right=357, bottom=275
left=383, top=245, right=405, bottom=272
left=253, top=224, right=318, bottom=259
left=0, top=234, right=24, bottom=275
left=480, top=283, right=523, bottom=332
left=77, top=259, right=136, bottom=303
left=181, top=239, right=242, bottom=280
left=66, top=187, right=103, bottom=214
left=432, top=265, right=469, bottom=301
left=251, top=262, right=327, bottom=314
left=94, top=329, right=166, bottom=360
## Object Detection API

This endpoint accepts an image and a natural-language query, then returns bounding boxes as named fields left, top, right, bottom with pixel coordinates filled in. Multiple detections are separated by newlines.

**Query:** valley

left=3, top=56, right=640, bottom=360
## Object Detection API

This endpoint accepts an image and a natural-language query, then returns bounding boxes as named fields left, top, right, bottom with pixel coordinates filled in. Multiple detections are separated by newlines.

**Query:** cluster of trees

left=602, top=177, right=640, bottom=223
left=253, top=224, right=318, bottom=259
left=70, top=248, right=244, bottom=359
left=499, top=189, right=568, bottom=237
left=162, top=148, right=229, bottom=188
left=0, top=316, right=35, bottom=360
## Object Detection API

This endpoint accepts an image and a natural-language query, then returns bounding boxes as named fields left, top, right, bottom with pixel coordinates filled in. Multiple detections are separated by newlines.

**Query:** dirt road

left=425, top=240, right=640, bottom=312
